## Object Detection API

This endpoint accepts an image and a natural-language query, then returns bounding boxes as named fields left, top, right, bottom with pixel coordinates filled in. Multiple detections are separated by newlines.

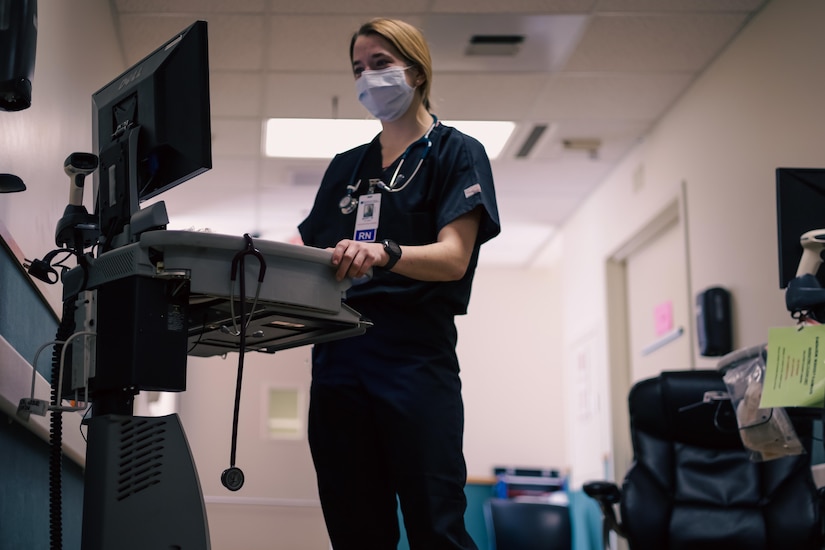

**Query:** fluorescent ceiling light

left=265, top=119, right=380, bottom=159
left=265, top=118, right=514, bottom=160
left=448, top=120, right=515, bottom=159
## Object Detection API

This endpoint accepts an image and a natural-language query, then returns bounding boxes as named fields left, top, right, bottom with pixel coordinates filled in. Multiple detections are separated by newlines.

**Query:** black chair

left=484, top=498, right=572, bottom=550
left=583, top=369, right=824, bottom=550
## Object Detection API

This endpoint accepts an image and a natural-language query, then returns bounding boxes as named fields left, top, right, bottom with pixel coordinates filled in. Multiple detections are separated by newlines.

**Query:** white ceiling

left=112, top=0, right=767, bottom=266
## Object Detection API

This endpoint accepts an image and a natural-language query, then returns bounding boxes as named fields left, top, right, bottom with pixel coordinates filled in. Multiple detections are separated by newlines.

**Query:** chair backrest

left=484, top=498, right=571, bottom=550
left=621, top=369, right=821, bottom=550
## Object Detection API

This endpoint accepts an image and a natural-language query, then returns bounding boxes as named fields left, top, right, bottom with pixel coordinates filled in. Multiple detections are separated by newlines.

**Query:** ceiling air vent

left=466, top=35, right=525, bottom=56
left=563, top=138, right=602, bottom=160
left=516, top=124, right=549, bottom=158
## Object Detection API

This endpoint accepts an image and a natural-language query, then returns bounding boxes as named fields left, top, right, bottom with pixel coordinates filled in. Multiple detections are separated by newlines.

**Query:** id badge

left=353, top=193, right=381, bottom=242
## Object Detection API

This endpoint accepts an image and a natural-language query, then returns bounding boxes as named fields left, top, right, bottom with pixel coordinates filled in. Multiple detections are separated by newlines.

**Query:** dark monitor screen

left=776, top=167, right=825, bottom=288
left=92, top=20, right=211, bottom=250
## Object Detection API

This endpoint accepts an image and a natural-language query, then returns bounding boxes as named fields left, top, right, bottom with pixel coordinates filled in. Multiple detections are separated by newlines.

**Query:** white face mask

left=355, top=66, right=415, bottom=121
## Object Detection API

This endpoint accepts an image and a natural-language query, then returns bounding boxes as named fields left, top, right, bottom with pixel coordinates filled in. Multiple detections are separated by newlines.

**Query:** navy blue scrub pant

left=308, top=303, right=477, bottom=550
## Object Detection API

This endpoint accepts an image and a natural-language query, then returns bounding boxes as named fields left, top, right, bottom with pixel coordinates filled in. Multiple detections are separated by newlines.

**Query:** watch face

left=385, top=239, right=401, bottom=256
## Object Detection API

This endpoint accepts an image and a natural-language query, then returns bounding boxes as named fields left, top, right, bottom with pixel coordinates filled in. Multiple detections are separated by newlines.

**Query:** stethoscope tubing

left=339, top=116, right=438, bottom=214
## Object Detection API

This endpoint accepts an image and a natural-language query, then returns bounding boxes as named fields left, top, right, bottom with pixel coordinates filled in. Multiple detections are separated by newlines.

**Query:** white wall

left=178, top=347, right=331, bottom=549
left=459, top=265, right=567, bottom=478
left=557, top=0, right=825, bottom=486
left=0, top=0, right=123, bottom=313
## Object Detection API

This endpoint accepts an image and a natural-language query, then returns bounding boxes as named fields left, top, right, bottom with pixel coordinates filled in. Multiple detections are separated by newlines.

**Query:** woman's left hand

left=330, top=239, right=384, bottom=281
left=330, top=208, right=482, bottom=283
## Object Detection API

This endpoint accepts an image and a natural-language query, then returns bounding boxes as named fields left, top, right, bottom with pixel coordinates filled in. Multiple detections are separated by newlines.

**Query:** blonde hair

left=350, top=18, right=433, bottom=111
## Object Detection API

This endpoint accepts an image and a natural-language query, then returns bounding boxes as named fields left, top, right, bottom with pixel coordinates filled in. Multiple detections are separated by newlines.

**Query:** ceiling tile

left=266, top=15, right=425, bottom=72
left=203, top=15, right=267, bottom=71
left=531, top=73, right=693, bottom=120
left=211, top=72, right=264, bottom=117
left=564, top=13, right=750, bottom=72
left=262, top=72, right=364, bottom=118
left=211, top=118, right=264, bottom=157
left=528, top=118, right=651, bottom=162
left=422, top=14, right=587, bottom=73
left=266, top=0, right=432, bottom=13
left=115, top=0, right=267, bottom=13
left=431, top=0, right=596, bottom=14
left=117, top=14, right=266, bottom=70
left=593, top=0, right=766, bottom=12
left=115, top=0, right=204, bottom=13
left=429, top=73, right=550, bottom=120
left=117, top=15, right=206, bottom=66
left=496, top=191, right=589, bottom=226
left=204, top=0, right=268, bottom=12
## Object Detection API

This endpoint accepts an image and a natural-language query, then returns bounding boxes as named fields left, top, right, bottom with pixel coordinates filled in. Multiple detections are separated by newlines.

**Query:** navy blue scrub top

left=298, top=121, right=500, bottom=317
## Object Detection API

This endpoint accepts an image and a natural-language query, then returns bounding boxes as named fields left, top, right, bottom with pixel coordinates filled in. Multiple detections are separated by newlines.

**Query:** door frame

left=604, top=181, right=694, bottom=483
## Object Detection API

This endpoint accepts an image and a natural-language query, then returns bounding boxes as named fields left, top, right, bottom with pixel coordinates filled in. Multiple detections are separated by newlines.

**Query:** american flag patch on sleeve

left=464, top=183, right=482, bottom=198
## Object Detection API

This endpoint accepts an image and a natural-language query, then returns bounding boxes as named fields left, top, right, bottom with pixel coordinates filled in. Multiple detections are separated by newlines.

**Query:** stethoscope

left=221, top=234, right=267, bottom=492
left=339, top=115, right=438, bottom=214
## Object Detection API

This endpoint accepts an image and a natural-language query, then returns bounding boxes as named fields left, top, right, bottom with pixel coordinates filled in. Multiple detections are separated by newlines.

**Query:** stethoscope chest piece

left=339, top=194, right=358, bottom=214
left=338, top=116, right=438, bottom=215
left=339, top=179, right=363, bottom=214
left=221, top=466, right=245, bottom=491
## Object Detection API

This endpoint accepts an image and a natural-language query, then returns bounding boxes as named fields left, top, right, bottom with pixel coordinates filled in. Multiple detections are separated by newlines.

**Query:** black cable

left=229, top=262, right=246, bottom=470
left=222, top=242, right=249, bottom=491
left=49, top=297, right=77, bottom=550
left=79, top=406, right=91, bottom=444
left=187, top=312, right=209, bottom=355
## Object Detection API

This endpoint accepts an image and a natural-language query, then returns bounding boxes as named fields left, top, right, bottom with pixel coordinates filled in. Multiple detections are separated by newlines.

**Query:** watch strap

left=381, top=239, right=402, bottom=270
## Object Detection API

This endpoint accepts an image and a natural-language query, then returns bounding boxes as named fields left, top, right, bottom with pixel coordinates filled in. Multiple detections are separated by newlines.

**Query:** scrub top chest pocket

left=375, top=185, right=439, bottom=247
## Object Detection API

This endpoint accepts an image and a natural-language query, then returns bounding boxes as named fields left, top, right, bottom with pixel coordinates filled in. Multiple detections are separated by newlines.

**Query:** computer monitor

left=92, top=20, right=211, bottom=251
left=776, top=167, right=825, bottom=288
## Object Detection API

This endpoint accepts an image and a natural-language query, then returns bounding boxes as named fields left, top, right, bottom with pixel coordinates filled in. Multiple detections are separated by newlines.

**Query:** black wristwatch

left=381, top=238, right=402, bottom=270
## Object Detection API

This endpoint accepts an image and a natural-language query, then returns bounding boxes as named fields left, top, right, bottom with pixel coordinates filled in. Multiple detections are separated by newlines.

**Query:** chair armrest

left=583, top=481, right=627, bottom=548
left=583, top=481, right=621, bottom=504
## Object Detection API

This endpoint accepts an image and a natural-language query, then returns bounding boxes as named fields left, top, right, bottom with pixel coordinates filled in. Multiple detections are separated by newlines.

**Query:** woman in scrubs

left=299, top=17, right=500, bottom=549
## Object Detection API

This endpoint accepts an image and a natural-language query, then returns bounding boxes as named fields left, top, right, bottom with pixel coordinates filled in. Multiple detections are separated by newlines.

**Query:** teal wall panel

left=1, top=240, right=84, bottom=548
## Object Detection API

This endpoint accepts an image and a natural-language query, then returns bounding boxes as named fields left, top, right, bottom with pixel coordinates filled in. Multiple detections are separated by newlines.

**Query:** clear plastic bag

left=722, top=352, right=805, bottom=461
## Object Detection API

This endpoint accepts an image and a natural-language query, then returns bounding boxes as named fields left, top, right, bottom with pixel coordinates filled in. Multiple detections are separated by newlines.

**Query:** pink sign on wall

left=654, top=300, right=673, bottom=336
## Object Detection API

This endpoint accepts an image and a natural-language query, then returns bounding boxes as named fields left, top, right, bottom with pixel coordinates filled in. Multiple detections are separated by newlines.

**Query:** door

left=605, top=191, right=694, bottom=485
